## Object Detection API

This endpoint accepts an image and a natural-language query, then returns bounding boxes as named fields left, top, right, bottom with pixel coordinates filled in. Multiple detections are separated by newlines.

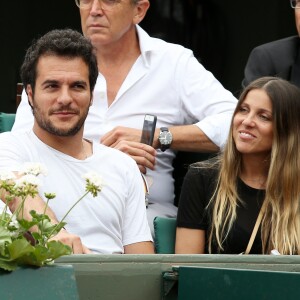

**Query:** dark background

left=0, top=0, right=296, bottom=112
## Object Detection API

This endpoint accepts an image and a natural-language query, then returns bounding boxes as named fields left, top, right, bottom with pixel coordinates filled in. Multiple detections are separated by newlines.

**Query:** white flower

left=19, top=162, right=48, bottom=176
left=82, top=171, right=103, bottom=197
left=15, top=174, right=42, bottom=189
left=0, top=170, right=16, bottom=181
left=82, top=171, right=103, bottom=189
left=9, top=216, right=19, bottom=229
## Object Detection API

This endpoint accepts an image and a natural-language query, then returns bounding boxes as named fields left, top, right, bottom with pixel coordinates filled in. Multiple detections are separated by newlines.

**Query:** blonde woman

left=176, top=77, right=300, bottom=255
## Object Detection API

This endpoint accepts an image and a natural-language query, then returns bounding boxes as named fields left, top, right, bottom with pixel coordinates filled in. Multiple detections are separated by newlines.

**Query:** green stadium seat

left=0, top=112, right=15, bottom=132
left=154, top=216, right=176, bottom=254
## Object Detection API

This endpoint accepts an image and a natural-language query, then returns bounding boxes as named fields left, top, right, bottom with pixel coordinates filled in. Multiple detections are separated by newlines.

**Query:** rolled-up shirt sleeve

left=196, top=112, right=233, bottom=149
left=177, top=53, right=237, bottom=148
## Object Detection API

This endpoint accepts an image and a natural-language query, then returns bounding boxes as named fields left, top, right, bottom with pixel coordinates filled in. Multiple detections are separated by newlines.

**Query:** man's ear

left=26, top=85, right=34, bottom=108
left=133, top=0, right=150, bottom=25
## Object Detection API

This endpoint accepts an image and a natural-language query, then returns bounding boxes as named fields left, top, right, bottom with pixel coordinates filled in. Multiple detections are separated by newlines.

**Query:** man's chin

left=88, top=33, right=110, bottom=46
left=51, top=127, right=82, bottom=137
left=41, top=123, right=82, bottom=137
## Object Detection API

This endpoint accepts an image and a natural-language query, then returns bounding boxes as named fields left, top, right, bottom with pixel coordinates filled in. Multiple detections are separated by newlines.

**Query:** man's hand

left=101, top=126, right=142, bottom=147
left=51, top=229, right=92, bottom=254
left=101, top=127, right=156, bottom=174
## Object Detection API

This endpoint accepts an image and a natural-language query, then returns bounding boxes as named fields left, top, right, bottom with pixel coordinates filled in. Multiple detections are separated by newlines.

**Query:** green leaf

left=0, top=259, right=17, bottom=271
left=18, top=219, right=37, bottom=231
left=0, top=212, right=12, bottom=224
left=38, top=218, right=54, bottom=233
left=46, top=241, right=72, bottom=260
left=0, top=226, right=12, bottom=246
left=27, top=245, right=50, bottom=266
left=30, top=210, right=50, bottom=223
left=16, top=242, right=70, bottom=267
left=40, top=222, right=67, bottom=240
left=47, top=222, right=66, bottom=236
left=7, top=238, right=35, bottom=260
left=31, top=232, right=41, bottom=242
left=15, top=244, right=49, bottom=267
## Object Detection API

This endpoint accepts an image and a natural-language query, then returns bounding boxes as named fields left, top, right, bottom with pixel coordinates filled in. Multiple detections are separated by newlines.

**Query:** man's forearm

left=153, top=124, right=219, bottom=152
left=1, top=190, right=90, bottom=254
left=6, top=193, right=60, bottom=225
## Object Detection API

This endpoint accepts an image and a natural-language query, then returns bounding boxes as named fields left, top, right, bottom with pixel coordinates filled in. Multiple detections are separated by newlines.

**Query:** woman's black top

left=176, top=165, right=265, bottom=254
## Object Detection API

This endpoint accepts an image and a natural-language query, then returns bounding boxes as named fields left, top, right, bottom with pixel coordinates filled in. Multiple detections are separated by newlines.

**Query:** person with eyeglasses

left=12, top=0, right=237, bottom=234
left=242, top=0, right=300, bottom=88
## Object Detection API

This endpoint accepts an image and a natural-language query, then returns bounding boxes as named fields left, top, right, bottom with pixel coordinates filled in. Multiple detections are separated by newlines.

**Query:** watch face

left=159, top=131, right=172, bottom=145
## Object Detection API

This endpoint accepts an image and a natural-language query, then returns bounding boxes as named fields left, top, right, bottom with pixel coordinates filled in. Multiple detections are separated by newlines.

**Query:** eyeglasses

left=74, top=0, right=120, bottom=11
left=291, top=0, right=300, bottom=9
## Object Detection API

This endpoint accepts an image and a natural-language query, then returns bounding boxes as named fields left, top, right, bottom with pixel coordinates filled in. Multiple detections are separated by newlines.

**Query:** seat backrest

left=153, top=216, right=176, bottom=254
left=16, top=82, right=23, bottom=108
left=173, top=151, right=215, bottom=206
left=0, top=112, right=16, bottom=133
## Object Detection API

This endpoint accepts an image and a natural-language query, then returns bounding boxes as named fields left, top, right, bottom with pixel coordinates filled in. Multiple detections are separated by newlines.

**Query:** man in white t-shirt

left=0, top=28, right=153, bottom=254
left=12, top=0, right=237, bottom=229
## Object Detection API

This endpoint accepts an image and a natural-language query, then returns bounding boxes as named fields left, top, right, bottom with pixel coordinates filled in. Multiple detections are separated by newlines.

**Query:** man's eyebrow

left=41, top=79, right=59, bottom=86
left=72, top=80, right=88, bottom=86
left=40, top=80, right=88, bottom=87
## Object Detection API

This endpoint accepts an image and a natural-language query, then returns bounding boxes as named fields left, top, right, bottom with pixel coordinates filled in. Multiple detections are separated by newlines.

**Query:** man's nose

left=57, top=87, right=73, bottom=105
left=90, top=0, right=104, bottom=15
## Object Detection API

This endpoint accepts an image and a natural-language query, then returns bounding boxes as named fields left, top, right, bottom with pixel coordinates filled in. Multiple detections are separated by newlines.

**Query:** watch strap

left=161, top=144, right=169, bottom=152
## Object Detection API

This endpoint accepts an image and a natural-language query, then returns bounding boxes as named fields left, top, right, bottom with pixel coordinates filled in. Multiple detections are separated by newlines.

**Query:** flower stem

left=0, top=201, right=8, bottom=223
left=6, top=195, right=26, bottom=226
left=48, top=191, right=89, bottom=238
left=40, top=197, right=51, bottom=243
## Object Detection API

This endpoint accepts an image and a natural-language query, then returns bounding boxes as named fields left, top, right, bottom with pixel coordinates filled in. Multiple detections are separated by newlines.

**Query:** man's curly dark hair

left=20, top=28, right=98, bottom=93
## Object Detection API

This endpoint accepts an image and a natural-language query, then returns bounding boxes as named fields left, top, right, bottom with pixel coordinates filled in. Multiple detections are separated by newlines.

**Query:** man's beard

left=32, top=102, right=89, bottom=137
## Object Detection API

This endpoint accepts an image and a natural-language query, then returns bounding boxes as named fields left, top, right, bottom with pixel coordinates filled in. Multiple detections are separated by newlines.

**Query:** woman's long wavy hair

left=208, top=77, right=300, bottom=254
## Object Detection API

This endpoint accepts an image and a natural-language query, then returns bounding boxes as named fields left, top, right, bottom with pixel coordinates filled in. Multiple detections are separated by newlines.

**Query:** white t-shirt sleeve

left=0, top=132, right=26, bottom=171
left=122, top=161, right=152, bottom=246
left=0, top=133, right=26, bottom=210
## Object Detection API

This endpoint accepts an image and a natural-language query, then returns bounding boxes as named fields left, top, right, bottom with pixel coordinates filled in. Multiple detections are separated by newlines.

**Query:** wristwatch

left=158, top=127, right=172, bottom=152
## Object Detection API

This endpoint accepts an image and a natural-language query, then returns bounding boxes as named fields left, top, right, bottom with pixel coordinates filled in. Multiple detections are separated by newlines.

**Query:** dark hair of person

left=20, top=28, right=98, bottom=93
